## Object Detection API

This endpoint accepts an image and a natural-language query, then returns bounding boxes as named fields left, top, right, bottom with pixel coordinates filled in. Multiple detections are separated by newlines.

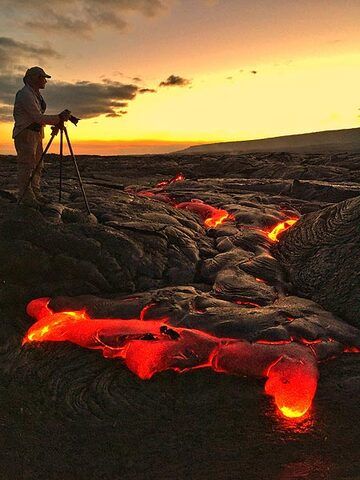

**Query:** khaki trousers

left=14, top=129, right=43, bottom=200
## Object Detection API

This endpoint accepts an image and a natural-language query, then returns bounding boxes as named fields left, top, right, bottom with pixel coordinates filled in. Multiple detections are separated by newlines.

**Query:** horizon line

left=1, top=124, right=359, bottom=156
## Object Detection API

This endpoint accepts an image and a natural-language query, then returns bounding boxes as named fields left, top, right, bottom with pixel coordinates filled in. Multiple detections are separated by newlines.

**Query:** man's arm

left=18, top=89, right=60, bottom=126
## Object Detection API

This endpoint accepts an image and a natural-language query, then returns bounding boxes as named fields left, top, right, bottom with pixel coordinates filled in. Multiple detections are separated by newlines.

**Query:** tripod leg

left=18, top=131, right=57, bottom=205
left=59, top=129, right=63, bottom=202
left=63, top=127, right=91, bottom=215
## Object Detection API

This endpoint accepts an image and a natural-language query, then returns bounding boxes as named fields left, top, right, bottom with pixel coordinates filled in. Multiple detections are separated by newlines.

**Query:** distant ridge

left=177, top=127, right=360, bottom=154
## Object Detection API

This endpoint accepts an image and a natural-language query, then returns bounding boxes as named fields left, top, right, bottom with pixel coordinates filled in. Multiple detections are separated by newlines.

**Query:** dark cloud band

left=0, top=76, right=157, bottom=122
left=0, top=36, right=61, bottom=74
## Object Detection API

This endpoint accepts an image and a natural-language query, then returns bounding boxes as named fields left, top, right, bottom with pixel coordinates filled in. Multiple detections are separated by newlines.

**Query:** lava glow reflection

left=280, top=407, right=307, bottom=419
left=267, top=219, right=299, bottom=242
left=23, top=298, right=324, bottom=419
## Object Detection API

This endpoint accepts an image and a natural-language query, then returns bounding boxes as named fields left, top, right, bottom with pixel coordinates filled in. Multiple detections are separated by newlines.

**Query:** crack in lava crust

left=24, top=297, right=322, bottom=419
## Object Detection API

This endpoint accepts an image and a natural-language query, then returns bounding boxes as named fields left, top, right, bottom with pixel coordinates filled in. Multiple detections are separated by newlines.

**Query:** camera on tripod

left=69, top=114, right=80, bottom=126
left=59, top=109, right=80, bottom=126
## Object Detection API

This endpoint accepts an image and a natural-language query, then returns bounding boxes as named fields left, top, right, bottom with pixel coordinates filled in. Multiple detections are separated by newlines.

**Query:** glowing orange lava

left=125, top=173, right=184, bottom=201
left=125, top=175, right=234, bottom=229
left=155, top=172, right=185, bottom=189
left=265, top=355, right=318, bottom=418
left=175, top=200, right=234, bottom=229
left=267, top=219, right=299, bottom=242
left=22, top=298, right=327, bottom=419
left=204, top=211, right=233, bottom=228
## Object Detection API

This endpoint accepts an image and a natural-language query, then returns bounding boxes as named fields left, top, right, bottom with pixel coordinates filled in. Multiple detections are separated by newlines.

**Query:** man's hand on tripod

left=58, top=109, right=71, bottom=122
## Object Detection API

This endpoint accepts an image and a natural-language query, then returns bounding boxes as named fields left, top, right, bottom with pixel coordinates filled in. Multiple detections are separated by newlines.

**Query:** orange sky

left=1, top=0, right=360, bottom=154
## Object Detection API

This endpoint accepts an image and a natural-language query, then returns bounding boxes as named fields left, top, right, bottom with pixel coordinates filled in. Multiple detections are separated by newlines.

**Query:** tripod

left=18, top=121, right=91, bottom=215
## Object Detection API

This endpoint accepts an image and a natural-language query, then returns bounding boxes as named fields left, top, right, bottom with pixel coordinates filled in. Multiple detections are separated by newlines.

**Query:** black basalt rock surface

left=0, top=152, right=360, bottom=480
left=0, top=201, right=202, bottom=311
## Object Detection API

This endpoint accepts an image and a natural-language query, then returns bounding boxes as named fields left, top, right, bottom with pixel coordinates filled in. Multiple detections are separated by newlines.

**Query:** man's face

left=29, top=74, right=47, bottom=90
left=37, top=75, right=47, bottom=89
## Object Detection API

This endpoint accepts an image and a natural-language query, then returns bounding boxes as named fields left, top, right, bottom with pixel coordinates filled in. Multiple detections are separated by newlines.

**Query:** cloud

left=0, top=75, right=158, bottom=121
left=0, top=36, right=61, bottom=74
left=105, top=112, right=122, bottom=118
left=139, top=88, right=157, bottom=94
left=1, top=0, right=169, bottom=36
left=0, top=34, right=158, bottom=122
left=0, top=74, right=25, bottom=121
left=43, top=80, right=139, bottom=118
left=0, top=36, right=64, bottom=121
left=25, top=11, right=94, bottom=36
left=159, top=75, right=191, bottom=87
left=0, top=104, right=13, bottom=122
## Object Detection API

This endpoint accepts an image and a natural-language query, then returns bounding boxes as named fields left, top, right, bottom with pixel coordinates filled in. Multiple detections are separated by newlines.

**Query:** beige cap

left=24, top=66, right=51, bottom=79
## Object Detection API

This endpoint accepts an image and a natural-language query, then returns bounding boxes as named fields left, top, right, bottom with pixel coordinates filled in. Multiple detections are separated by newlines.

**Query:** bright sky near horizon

left=0, top=0, right=360, bottom=154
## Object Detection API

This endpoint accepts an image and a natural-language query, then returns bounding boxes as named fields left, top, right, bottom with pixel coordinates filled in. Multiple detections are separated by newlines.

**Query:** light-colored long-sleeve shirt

left=12, top=84, right=60, bottom=138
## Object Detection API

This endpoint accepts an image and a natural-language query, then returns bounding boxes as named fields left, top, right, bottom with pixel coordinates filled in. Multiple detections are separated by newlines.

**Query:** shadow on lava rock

left=0, top=153, right=360, bottom=479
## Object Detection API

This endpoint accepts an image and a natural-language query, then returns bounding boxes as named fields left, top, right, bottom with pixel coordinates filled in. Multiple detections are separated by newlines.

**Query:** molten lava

left=267, top=219, right=298, bottom=242
left=23, top=297, right=324, bottom=419
left=125, top=174, right=234, bottom=229
left=265, top=356, right=318, bottom=418
left=175, top=200, right=234, bottom=229
left=155, top=172, right=185, bottom=189
left=124, top=173, right=184, bottom=201
left=204, top=211, right=233, bottom=229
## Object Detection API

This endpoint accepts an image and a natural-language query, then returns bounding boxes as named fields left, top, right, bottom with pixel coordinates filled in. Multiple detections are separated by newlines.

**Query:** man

left=13, top=66, right=70, bottom=207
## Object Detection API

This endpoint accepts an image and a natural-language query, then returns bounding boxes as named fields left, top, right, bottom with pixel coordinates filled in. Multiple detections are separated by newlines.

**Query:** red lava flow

left=126, top=174, right=235, bottom=229
left=23, top=297, right=322, bottom=419
left=128, top=174, right=300, bottom=234
left=20, top=178, right=343, bottom=420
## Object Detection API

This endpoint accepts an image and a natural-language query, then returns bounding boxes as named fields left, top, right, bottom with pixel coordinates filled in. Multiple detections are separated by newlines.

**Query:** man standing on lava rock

left=12, top=67, right=70, bottom=207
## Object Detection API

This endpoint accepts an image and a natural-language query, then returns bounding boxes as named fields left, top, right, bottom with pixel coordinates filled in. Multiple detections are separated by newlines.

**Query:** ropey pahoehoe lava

left=20, top=173, right=360, bottom=420
left=23, top=297, right=320, bottom=419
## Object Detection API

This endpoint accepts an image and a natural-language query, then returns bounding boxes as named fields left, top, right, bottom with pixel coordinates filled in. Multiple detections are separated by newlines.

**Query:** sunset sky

left=1, top=0, right=360, bottom=154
